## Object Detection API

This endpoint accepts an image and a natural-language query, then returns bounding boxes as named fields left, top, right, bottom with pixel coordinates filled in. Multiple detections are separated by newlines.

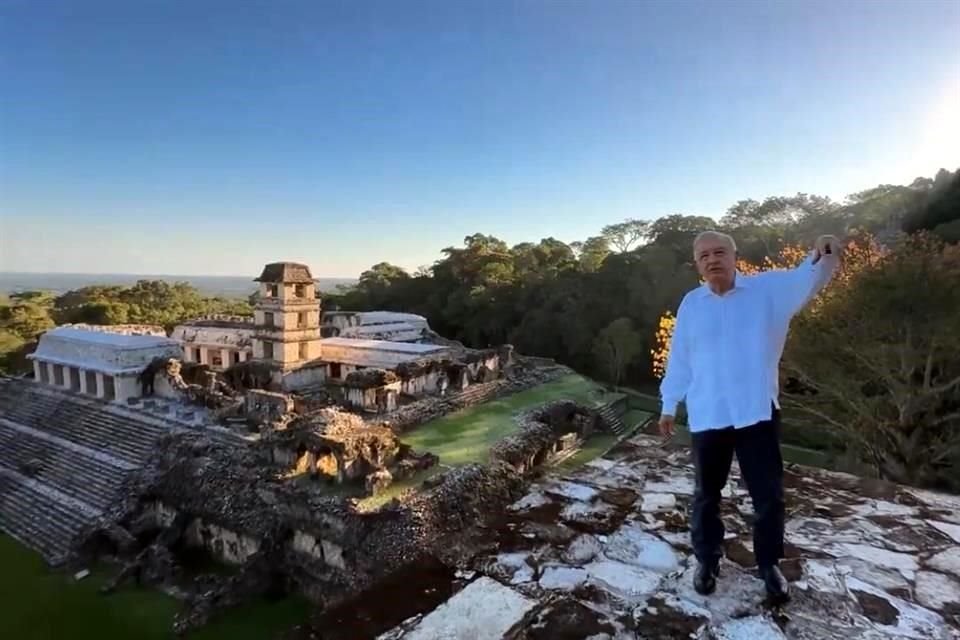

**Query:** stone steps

left=597, top=404, right=625, bottom=436
left=0, top=422, right=128, bottom=510
left=0, top=472, right=98, bottom=562
left=0, top=377, right=172, bottom=562
left=0, top=381, right=166, bottom=464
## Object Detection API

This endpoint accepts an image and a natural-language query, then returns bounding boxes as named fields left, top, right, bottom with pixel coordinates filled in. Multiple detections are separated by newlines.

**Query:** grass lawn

left=554, top=433, right=619, bottom=472
left=0, top=534, right=308, bottom=640
left=356, top=466, right=446, bottom=511
left=401, top=374, right=613, bottom=467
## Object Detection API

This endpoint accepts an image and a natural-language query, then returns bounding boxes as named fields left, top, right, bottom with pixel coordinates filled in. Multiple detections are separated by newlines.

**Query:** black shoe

left=693, top=560, right=720, bottom=595
left=759, top=565, right=790, bottom=604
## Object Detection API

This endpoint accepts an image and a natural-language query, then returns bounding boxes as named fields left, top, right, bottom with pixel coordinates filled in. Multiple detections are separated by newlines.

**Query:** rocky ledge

left=380, top=434, right=960, bottom=640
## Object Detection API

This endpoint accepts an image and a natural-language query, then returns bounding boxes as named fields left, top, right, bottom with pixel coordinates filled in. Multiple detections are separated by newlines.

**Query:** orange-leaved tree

left=781, top=232, right=960, bottom=490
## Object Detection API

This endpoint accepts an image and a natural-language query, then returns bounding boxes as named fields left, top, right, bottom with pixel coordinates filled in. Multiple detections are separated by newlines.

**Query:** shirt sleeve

left=659, top=293, right=693, bottom=416
left=765, top=250, right=840, bottom=318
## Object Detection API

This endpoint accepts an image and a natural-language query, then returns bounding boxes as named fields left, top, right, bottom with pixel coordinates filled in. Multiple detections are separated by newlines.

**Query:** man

left=658, top=231, right=840, bottom=603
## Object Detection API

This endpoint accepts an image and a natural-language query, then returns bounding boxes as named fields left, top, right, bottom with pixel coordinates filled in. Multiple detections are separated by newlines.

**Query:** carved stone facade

left=170, top=315, right=254, bottom=370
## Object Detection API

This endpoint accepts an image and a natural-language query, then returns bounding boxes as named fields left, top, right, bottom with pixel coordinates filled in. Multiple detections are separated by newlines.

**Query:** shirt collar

left=696, top=270, right=751, bottom=298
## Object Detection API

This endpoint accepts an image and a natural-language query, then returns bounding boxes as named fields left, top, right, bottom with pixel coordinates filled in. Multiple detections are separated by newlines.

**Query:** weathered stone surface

left=399, top=577, right=536, bottom=640
left=915, top=570, right=960, bottom=610
left=928, top=547, right=960, bottom=578
left=712, top=615, right=786, bottom=640
left=563, top=534, right=602, bottom=565
left=583, top=560, right=664, bottom=600
left=377, top=433, right=960, bottom=640
left=602, top=522, right=680, bottom=573
left=538, top=565, right=588, bottom=591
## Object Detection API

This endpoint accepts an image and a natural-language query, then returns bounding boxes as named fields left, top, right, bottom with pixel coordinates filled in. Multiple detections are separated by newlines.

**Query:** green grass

left=401, top=374, right=610, bottom=467
left=555, top=433, right=619, bottom=472
left=0, top=534, right=307, bottom=640
left=356, top=466, right=446, bottom=511
left=623, top=408, right=655, bottom=431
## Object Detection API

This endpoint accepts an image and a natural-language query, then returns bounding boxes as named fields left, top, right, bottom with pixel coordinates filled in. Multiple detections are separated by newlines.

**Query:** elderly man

left=658, top=231, right=840, bottom=603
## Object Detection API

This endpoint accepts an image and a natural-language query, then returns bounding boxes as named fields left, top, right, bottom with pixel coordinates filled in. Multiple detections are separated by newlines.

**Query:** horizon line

left=0, top=270, right=358, bottom=281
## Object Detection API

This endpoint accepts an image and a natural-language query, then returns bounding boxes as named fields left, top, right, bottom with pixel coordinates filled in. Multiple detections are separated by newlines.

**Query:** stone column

left=222, top=348, right=231, bottom=369
left=63, top=366, right=73, bottom=389
left=47, top=362, right=57, bottom=386
left=198, top=347, right=207, bottom=365
left=95, top=372, right=106, bottom=399
left=33, top=360, right=44, bottom=383
left=79, top=369, right=89, bottom=395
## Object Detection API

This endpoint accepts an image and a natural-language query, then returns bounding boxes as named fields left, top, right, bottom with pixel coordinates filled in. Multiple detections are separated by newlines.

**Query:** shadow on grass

left=0, top=535, right=308, bottom=640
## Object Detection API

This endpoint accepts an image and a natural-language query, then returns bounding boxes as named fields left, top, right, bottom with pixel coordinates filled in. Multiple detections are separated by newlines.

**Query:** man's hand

left=813, top=234, right=842, bottom=264
left=658, top=414, right=676, bottom=439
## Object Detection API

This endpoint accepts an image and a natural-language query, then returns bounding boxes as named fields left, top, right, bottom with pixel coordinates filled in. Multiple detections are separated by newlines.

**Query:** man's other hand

left=813, top=234, right=841, bottom=264
left=658, top=414, right=676, bottom=439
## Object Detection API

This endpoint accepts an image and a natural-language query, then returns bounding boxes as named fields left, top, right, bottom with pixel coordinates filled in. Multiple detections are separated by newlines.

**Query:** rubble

left=375, top=433, right=960, bottom=640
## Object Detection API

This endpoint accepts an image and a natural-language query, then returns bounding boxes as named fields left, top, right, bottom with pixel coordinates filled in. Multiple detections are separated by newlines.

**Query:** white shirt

left=660, top=252, right=839, bottom=433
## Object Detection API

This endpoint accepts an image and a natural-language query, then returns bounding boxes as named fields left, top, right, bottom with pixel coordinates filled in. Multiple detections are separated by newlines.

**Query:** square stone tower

left=252, top=262, right=323, bottom=373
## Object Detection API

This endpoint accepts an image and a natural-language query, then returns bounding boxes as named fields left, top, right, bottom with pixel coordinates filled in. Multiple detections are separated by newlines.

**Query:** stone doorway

left=85, top=370, right=97, bottom=396
left=102, top=375, right=116, bottom=401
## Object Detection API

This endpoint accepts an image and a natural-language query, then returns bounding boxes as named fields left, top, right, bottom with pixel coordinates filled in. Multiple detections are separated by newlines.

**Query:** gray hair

left=692, top=230, right=737, bottom=255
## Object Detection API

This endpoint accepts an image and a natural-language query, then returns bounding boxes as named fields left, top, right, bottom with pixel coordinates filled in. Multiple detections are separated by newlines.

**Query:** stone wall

left=378, top=364, right=572, bottom=433
left=246, top=389, right=294, bottom=422
left=276, top=364, right=326, bottom=391
left=490, top=400, right=602, bottom=474
left=184, top=518, right=261, bottom=565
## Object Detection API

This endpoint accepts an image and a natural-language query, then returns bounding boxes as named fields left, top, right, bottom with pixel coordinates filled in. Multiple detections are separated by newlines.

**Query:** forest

left=1, top=167, right=958, bottom=490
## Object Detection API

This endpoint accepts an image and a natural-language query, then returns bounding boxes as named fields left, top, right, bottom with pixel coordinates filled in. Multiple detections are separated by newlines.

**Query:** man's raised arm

left=765, top=234, right=842, bottom=318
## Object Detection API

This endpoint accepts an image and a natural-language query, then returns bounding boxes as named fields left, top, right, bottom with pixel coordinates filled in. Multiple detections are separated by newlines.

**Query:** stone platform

left=379, top=435, right=960, bottom=640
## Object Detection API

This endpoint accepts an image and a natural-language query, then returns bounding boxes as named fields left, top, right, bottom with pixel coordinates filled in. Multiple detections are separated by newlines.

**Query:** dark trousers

left=690, top=408, right=784, bottom=568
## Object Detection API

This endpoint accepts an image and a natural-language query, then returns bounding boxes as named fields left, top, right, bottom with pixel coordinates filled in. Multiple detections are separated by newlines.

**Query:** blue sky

left=1, top=0, right=958, bottom=277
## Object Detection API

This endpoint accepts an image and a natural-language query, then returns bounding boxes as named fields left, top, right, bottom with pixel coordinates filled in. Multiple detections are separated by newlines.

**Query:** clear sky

left=1, top=0, right=958, bottom=277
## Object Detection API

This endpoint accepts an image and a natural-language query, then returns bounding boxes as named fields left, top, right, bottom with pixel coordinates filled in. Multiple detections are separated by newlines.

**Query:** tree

left=782, top=234, right=960, bottom=491
left=577, top=236, right=611, bottom=272
left=648, top=214, right=716, bottom=258
left=359, top=262, right=410, bottom=291
left=902, top=169, right=960, bottom=241
left=601, top=219, right=651, bottom=253
left=593, top=317, right=643, bottom=386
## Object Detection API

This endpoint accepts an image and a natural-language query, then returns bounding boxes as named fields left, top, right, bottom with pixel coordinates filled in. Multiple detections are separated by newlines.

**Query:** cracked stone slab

left=400, top=577, right=537, bottom=640
left=584, top=560, right=665, bottom=600
left=538, top=565, right=588, bottom=591
left=602, top=522, right=681, bottom=573
left=712, top=615, right=786, bottom=640
left=544, top=480, right=598, bottom=502
left=926, top=547, right=960, bottom=579
left=846, top=576, right=950, bottom=639
left=509, top=491, right=550, bottom=512
left=563, top=534, right=602, bottom=565
left=641, top=493, right=677, bottom=512
left=929, top=520, right=960, bottom=544
left=915, top=570, right=960, bottom=610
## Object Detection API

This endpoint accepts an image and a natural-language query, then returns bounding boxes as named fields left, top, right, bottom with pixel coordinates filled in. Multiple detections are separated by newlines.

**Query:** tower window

left=264, top=312, right=274, bottom=327
left=295, top=284, right=307, bottom=298
left=298, top=312, right=307, bottom=328
left=263, top=341, right=274, bottom=359
left=299, top=342, right=309, bottom=360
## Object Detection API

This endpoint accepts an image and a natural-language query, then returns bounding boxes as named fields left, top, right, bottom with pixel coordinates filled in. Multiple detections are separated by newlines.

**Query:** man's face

left=694, top=237, right=736, bottom=288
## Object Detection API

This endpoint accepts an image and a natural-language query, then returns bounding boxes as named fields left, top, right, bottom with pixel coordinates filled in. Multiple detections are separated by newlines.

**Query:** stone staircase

left=0, top=377, right=172, bottom=563
left=596, top=402, right=626, bottom=436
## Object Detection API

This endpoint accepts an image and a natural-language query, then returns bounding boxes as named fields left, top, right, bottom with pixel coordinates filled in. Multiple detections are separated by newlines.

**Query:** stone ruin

left=491, top=400, right=603, bottom=473
left=266, top=407, right=438, bottom=495
left=70, top=387, right=616, bottom=635
left=139, top=356, right=243, bottom=414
